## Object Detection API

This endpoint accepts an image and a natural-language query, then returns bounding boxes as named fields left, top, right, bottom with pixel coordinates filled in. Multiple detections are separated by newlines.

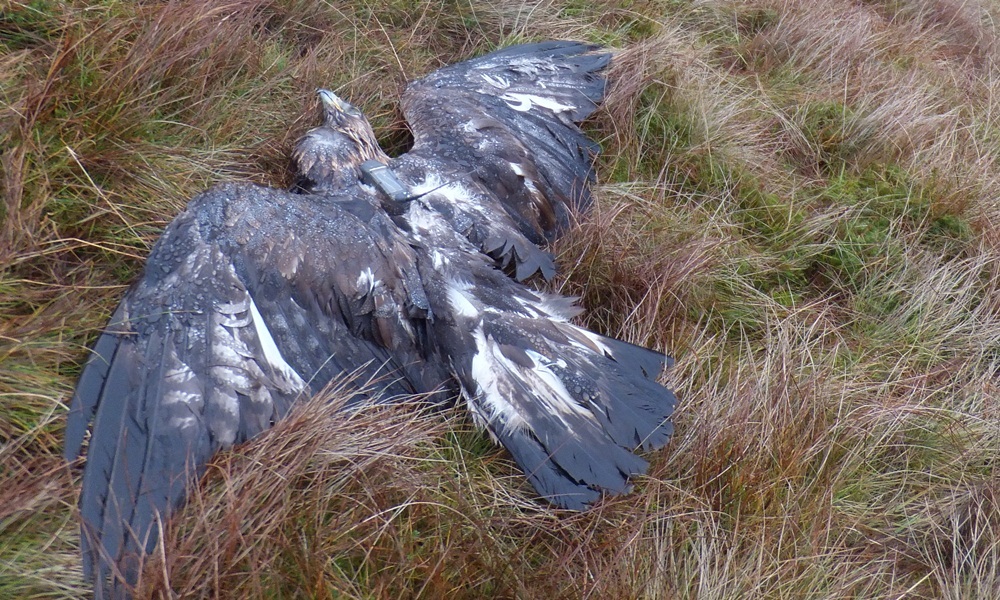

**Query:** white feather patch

left=248, top=296, right=307, bottom=392
left=467, top=326, right=593, bottom=436
left=446, top=278, right=479, bottom=318
left=431, top=249, right=449, bottom=269
left=408, top=174, right=445, bottom=196
left=512, top=293, right=572, bottom=321
left=468, top=326, right=529, bottom=433
left=482, top=73, right=510, bottom=89
left=162, top=389, right=199, bottom=406
left=522, top=349, right=589, bottom=425
left=500, top=92, right=574, bottom=113
left=356, top=267, right=376, bottom=293
left=168, top=415, right=198, bottom=430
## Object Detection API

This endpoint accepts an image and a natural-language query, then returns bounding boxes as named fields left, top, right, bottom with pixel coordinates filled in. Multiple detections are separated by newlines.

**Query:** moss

left=810, top=165, right=973, bottom=294
left=712, top=5, right=781, bottom=72
left=795, top=100, right=862, bottom=174
left=631, top=84, right=701, bottom=181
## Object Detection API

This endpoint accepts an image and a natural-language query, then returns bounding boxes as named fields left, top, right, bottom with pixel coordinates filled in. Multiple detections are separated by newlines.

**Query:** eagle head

left=315, top=90, right=387, bottom=163
left=291, top=89, right=387, bottom=194
left=317, top=90, right=363, bottom=126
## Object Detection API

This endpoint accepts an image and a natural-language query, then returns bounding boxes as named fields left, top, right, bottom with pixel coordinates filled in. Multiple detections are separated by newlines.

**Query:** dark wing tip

left=65, top=307, right=131, bottom=462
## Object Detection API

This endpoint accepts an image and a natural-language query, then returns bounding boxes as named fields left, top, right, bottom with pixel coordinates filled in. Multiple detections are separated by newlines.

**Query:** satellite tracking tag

left=360, top=160, right=411, bottom=203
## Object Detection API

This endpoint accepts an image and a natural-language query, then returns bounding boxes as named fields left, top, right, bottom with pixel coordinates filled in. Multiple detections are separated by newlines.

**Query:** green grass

left=5, top=0, right=1000, bottom=597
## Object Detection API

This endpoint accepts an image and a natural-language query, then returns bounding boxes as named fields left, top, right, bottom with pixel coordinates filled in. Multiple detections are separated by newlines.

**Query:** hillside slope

left=3, top=0, right=1000, bottom=597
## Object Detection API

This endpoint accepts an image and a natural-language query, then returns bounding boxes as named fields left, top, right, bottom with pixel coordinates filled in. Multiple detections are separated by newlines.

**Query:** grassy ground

left=4, top=0, right=1000, bottom=597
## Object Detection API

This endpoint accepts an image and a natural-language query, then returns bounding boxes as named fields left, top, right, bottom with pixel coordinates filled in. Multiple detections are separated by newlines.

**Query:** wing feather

left=65, top=183, right=448, bottom=595
left=394, top=41, right=610, bottom=280
left=65, top=305, right=128, bottom=462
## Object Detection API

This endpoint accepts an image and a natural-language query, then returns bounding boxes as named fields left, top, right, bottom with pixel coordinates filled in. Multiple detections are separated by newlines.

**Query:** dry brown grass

left=5, top=0, right=1000, bottom=598
left=146, top=381, right=455, bottom=598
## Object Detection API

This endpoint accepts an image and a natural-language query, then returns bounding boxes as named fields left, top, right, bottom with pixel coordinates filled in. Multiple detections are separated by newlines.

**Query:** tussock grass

left=145, top=381, right=456, bottom=598
left=5, top=0, right=1000, bottom=597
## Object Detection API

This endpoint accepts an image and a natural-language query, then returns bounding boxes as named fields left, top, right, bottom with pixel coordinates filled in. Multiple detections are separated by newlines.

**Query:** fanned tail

left=419, top=245, right=676, bottom=509
left=463, top=315, right=675, bottom=509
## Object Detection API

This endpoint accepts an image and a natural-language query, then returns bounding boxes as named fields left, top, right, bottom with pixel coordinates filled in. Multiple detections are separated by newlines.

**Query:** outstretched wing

left=392, top=41, right=610, bottom=280
left=65, top=183, right=445, bottom=596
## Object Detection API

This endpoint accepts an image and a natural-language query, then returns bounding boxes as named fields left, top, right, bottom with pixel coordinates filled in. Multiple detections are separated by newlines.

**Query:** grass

left=4, top=0, right=1000, bottom=597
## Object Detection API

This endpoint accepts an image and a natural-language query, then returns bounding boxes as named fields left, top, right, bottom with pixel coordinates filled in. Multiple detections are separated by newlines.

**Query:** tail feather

left=492, top=427, right=622, bottom=510
left=462, top=313, right=676, bottom=509
left=481, top=349, right=648, bottom=491
left=570, top=332, right=677, bottom=450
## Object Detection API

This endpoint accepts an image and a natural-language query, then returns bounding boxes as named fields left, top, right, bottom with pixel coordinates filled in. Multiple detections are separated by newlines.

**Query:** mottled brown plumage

left=66, top=42, right=677, bottom=599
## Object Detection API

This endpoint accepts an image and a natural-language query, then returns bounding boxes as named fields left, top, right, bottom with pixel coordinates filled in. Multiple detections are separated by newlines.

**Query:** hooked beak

left=317, top=89, right=348, bottom=112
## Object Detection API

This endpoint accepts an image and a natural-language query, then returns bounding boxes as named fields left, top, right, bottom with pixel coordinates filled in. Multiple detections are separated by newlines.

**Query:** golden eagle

left=65, top=41, right=677, bottom=597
